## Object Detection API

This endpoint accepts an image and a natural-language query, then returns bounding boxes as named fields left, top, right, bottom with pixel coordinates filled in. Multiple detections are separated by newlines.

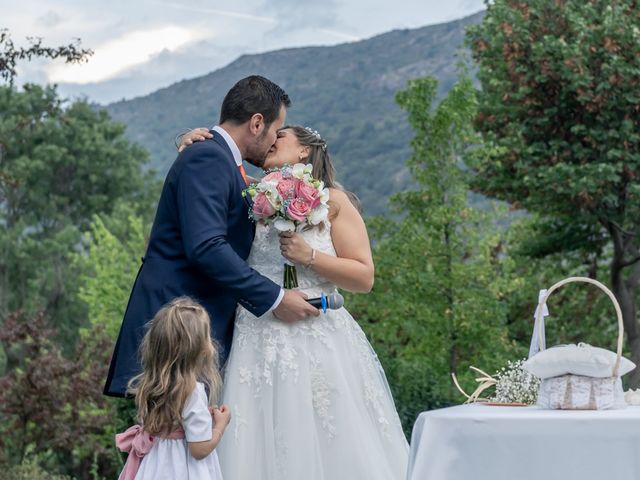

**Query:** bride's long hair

left=127, top=297, right=222, bottom=435
left=285, top=125, right=361, bottom=212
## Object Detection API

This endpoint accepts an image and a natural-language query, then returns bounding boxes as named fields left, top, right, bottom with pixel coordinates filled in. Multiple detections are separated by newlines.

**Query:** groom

left=104, top=75, right=319, bottom=397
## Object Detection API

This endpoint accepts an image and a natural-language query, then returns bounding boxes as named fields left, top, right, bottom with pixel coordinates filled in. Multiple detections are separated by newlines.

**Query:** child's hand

left=212, top=404, right=232, bottom=430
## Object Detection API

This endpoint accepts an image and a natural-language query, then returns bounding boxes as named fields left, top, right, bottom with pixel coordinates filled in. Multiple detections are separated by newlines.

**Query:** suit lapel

left=212, top=131, right=249, bottom=191
left=211, top=135, right=254, bottom=224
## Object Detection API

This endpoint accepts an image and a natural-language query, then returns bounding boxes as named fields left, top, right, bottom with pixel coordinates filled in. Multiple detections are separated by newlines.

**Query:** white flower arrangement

left=452, top=359, right=539, bottom=405
left=491, top=359, right=539, bottom=405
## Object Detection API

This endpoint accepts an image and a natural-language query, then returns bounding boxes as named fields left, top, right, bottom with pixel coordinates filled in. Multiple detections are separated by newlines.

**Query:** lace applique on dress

left=217, top=218, right=409, bottom=480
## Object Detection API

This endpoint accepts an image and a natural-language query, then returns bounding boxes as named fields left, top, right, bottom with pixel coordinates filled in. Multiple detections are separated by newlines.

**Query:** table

left=407, top=404, right=640, bottom=480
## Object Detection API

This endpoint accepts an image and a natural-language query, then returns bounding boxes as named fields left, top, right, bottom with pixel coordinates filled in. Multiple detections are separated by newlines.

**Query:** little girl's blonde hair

left=127, top=296, right=222, bottom=436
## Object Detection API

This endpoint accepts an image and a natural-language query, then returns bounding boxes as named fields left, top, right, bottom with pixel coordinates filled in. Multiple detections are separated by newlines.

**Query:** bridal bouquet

left=243, top=163, right=330, bottom=288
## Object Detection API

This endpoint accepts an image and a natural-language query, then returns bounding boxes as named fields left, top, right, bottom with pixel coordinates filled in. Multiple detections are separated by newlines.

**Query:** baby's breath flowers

left=492, top=359, right=539, bottom=404
left=452, top=359, right=539, bottom=405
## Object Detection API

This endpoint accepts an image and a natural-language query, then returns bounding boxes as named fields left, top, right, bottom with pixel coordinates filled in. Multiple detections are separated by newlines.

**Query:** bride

left=181, top=126, right=408, bottom=479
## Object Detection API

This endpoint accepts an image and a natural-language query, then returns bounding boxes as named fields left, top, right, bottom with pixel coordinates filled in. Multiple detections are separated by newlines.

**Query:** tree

left=0, top=206, right=149, bottom=479
left=0, top=84, right=159, bottom=349
left=349, top=73, right=520, bottom=432
left=0, top=30, right=92, bottom=84
left=0, top=311, right=119, bottom=479
left=76, top=206, right=148, bottom=341
left=74, top=206, right=147, bottom=465
left=467, top=0, right=640, bottom=384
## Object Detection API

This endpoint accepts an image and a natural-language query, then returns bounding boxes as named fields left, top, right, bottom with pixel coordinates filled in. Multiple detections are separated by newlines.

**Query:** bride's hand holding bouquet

left=243, top=163, right=330, bottom=288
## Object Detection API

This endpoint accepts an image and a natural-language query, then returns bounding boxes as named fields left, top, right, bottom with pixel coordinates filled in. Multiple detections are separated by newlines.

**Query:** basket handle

left=536, top=276, right=624, bottom=377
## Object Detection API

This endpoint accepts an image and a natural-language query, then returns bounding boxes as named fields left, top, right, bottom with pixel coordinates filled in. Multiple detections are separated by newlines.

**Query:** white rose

left=273, top=218, right=296, bottom=232
left=292, top=163, right=311, bottom=179
left=320, top=187, right=330, bottom=204
left=263, top=185, right=282, bottom=209
left=309, top=205, right=329, bottom=225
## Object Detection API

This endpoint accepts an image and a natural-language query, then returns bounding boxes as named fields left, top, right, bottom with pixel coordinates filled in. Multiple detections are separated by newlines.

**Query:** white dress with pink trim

left=135, top=382, right=223, bottom=480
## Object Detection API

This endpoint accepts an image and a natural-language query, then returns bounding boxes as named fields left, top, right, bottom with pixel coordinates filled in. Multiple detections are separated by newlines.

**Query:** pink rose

left=276, top=179, right=298, bottom=200
left=263, top=171, right=284, bottom=182
left=296, top=181, right=321, bottom=209
left=287, top=198, right=311, bottom=222
left=252, top=192, right=276, bottom=218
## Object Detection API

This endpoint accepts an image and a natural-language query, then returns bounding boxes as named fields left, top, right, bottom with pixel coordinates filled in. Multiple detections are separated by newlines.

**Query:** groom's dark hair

left=220, top=75, right=291, bottom=126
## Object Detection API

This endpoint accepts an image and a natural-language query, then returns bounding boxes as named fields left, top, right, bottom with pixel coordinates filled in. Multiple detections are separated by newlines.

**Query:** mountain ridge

left=105, top=11, right=484, bottom=214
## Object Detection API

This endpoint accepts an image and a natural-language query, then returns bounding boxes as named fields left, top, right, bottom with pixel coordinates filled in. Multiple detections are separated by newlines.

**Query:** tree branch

left=621, top=254, right=640, bottom=269
left=609, top=219, right=639, bottom=240
left=626, top=244, right=640, bottom=290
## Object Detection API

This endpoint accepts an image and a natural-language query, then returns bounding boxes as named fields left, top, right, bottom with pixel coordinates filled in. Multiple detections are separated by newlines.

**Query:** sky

left=2, top=0, right=485, bottom=105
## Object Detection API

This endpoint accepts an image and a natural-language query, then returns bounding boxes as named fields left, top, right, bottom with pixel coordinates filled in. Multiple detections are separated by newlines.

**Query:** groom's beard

left=244, top=133, right=271, bottom=169
left=245, top=155, right=266, bottom=169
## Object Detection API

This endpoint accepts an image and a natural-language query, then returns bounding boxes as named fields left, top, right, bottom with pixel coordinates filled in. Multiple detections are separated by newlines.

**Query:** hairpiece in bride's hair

left=304, top=126, right=321, bottom=139
left=304, top=126, right=327, bottom=152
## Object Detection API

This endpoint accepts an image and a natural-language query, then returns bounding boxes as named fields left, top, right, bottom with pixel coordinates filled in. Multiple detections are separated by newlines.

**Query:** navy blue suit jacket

left=104, top=134, right=280, bottom=397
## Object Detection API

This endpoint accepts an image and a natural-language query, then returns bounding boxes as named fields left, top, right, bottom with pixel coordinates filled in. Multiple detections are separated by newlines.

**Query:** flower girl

left=116, top=297, right=230, bottom=480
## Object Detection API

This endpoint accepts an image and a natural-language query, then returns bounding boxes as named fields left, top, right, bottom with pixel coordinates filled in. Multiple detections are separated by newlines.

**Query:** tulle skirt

left=217, top=301, right=409, bottom=480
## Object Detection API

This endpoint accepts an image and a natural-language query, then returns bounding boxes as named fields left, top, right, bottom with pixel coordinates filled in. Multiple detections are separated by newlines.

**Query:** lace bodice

left=247, top=221, right=337, bottom=294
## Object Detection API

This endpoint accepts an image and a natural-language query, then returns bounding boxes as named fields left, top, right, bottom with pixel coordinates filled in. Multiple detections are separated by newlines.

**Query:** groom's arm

left=176, top=144, right=279, bottom=317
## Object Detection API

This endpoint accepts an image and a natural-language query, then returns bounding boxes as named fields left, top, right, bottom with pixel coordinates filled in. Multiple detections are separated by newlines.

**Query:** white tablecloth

left=408, top=404, right=640, bottom=480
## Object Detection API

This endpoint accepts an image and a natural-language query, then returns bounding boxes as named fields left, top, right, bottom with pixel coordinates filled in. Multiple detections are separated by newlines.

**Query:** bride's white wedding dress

left=217, top=221, right=409, bottom=479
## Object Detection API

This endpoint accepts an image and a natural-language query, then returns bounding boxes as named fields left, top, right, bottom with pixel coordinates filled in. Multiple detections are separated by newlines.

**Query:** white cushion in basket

left=523, top=343, right=636, bottom=379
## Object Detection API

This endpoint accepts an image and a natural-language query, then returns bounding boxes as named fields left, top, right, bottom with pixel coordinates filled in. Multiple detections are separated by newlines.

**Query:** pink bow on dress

left=116, top=425, right=185, bottom=480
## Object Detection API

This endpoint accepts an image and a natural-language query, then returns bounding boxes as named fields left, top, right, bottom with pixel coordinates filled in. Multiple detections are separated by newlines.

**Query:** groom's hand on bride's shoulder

left=177, top=127, right=213, bottom=152
left=273, top=290, right=320, bottom=323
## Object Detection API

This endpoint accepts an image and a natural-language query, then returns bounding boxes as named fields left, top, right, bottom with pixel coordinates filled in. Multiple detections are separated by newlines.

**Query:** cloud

left=54, top=36, right=239, bottom=104
left=37, top=11, right=63, bottom=28
left=458, top=0, right=484, bottom=10
left=149, top=1, right=277, bottom=24
left=264, top=0, right=342, bottom=31
left=47, top=25, right=203, bottom=84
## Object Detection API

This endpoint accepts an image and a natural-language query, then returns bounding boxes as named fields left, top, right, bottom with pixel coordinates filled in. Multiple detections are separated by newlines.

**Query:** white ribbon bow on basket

left=528, top=289, right=549, bottom=359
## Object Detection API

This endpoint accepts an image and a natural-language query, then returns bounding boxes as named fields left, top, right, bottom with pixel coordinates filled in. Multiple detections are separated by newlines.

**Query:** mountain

left=105, top=11, right=484, bottom=215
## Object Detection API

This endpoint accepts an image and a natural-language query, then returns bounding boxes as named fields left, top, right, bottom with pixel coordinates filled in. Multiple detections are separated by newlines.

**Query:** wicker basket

left=529, top=277, right=628, bottom=410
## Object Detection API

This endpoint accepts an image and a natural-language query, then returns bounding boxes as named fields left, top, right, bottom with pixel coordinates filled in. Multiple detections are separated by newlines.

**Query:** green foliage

left=0, top=84, right=159, bottom=348
left=467, top=0, right=640, bottom=223
left=73, top=206, right=147, bottom=477
left=0, top=456, right=72, bottom=480
left=76, top=206, right=148, bottom=340
left=350, top=73, right=520, bottom=433
left=502, top=215, right=625, bottom=360
left=0, top=33, right=155, bottom=480
left=0, top=82, right=157, bottom=479
left=467, top=0, right=640, bottom=385
left=0, top=311, right=120, bottom=479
